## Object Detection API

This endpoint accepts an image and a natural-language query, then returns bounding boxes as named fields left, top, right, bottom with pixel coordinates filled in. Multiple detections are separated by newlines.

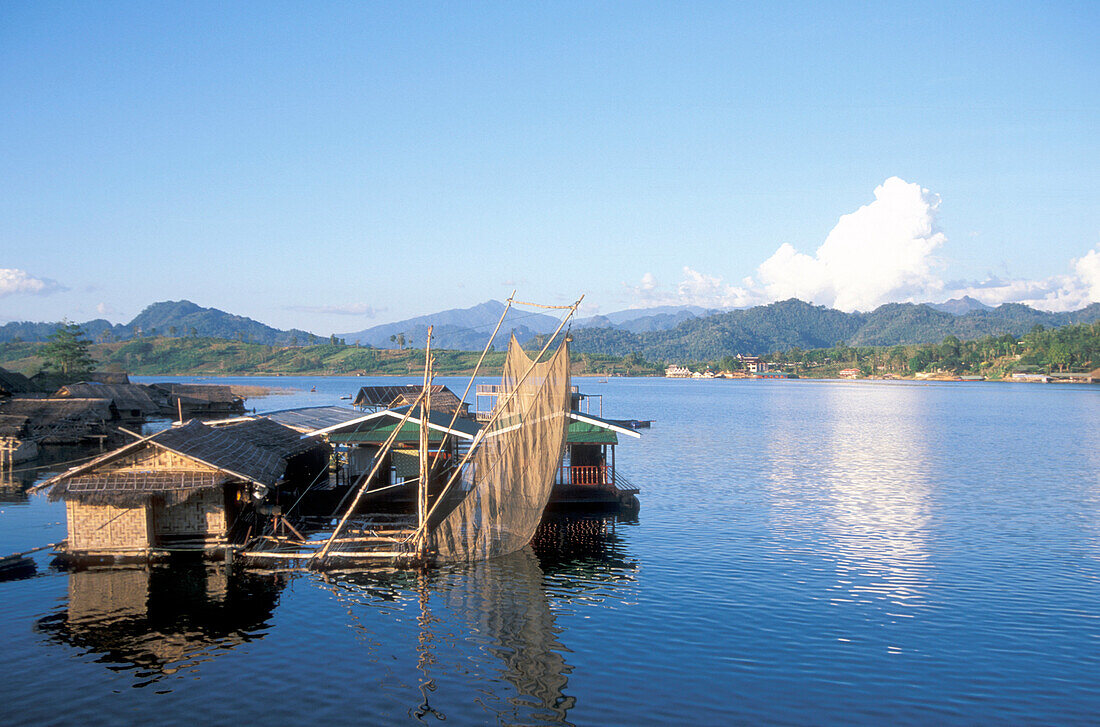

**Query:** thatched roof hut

left=86, top=371, right=131, bottom=385
left=0, top=367, right=33, bottom=396
left=0, top=396, right=114, bottom=444
left=353, top=384, right=468, bottom=417
left=148, top=383, right=246, bottom=417
left=32, top=418, right=331, bottom=558
left=55, top=382, right=160, bottom=420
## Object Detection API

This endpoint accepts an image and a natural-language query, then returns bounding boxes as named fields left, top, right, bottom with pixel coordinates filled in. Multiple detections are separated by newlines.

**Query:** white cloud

left=757, top=177, right=947, bottom=311
left=629, top=268, right=760, bottom=309
left=286, top=303, right=379, bottom=317
left=96, top=302, right=117, bottom=317
left=629, top=178, right=1100, bottom=313
left=948, top=244, right=1100, bottom=311
left=0, top=268, right=65, bottom=298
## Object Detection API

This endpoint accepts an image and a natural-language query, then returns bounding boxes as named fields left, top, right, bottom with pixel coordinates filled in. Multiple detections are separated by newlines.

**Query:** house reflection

left=36, top=564, right=285, bottom=683
left=325, top=515, right=638, bottom=725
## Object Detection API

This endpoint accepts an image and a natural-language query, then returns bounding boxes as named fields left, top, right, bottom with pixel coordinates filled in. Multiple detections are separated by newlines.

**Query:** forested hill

left=564, top=299, right=1100, bottom=361
left=5, top=298, right=1099, bottom=361
left=0, top=300, right=318, bottom=346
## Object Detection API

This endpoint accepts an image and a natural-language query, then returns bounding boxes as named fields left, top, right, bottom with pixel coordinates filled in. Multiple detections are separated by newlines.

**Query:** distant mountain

left=566, top=299, right=1100, bottom=361
left=5, top=297, right=1098, bottom=361
left=850, top=302, right=1100, bottom=345
left=567, top=299, right=862, bottom=360
left=928, top=296, right=993, bottom=315
left=574, top=304, right=723, bottom=334
left=340, top=300, right=564, bottom=349
left=0, top=300, right=318, bottom=346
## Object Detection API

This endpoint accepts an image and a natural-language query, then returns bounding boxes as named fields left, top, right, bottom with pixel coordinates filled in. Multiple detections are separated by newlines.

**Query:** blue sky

left=1, top=2, right=1098, bottom=333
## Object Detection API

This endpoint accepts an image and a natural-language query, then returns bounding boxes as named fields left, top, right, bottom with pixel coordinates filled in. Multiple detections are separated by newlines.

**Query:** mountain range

left=2, top=297, right=1098, bottom=362
left=564, top=298, right=1100, bottom=361
left=0, top=300, right=315, bottom=346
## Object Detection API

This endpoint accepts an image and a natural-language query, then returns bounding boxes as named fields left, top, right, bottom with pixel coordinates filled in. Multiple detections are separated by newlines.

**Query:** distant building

left=665, top=365, right=692, bottom=378
left=1010, top=372, right=1051, bottom=383
left=839, top=368, right=861, bottom=379
left=737, top=355, right=768, bottom=373
left=753, top=371, right=789, bottom=379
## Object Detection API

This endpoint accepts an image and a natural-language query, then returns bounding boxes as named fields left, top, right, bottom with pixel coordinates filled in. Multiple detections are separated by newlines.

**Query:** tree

left=396, top=332, right=406, bottom=349
left=41, top=319, right=96, bottom=375
left=169, top=325, right=178, bottom=337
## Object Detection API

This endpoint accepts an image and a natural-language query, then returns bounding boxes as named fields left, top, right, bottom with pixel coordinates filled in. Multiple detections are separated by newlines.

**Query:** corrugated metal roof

left=261, top=405, right=368, bottom=433
left=327, top=407, right=482, bottom=444
left=318, top=406, right=481, bottom=441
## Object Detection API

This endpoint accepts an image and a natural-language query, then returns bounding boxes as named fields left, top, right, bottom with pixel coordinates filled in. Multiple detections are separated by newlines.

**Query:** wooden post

left=314, top=391, right=426, bottom=562
left=418, top=327, right=433, bottom=554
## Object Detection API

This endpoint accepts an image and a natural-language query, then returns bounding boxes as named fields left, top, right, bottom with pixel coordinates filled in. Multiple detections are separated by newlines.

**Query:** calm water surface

left=1, top=376, right=1098, bottom=725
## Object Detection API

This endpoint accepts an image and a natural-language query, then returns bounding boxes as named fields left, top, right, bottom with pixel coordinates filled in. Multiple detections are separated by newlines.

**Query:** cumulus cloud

left=286, top=303, right=379, bottom=317
left=757, top=177, right=947, bottom=311
left=630, top=268, right=760, bottom=309
left=947, top=244, right=1100, bottom=311
left=629, top=177, right=1100, bottom=313
left=0, top=268, right=65, bottom=298
left=96, top=302, right=117, bottom=317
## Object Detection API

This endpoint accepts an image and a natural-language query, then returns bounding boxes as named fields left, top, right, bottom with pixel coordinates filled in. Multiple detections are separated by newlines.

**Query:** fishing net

left=428, top=335, right=571, bottom=562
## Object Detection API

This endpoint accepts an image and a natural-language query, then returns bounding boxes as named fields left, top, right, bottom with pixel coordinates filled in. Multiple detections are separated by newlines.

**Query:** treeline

left=0, top=335, right=663, bottom=377
left=707, top=321, right=1100, bottom=377
left=563, top=298, right=1100, bottom=361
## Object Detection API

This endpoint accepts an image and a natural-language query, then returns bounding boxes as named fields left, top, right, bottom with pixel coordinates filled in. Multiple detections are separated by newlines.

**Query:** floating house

left=553, top=411, right=641, bottom=509
left=149, top=383, right=247, bottom=418
left=475, top=384, right=641, bottom=510
left=55, top=382, right=161, bottom=424
left=313, top=406, right=480, bottom=499
left=0, top=397, right=114, bottom=445
left=353, top=384, right=469, bottom=417
left=32, top=418, right=330, bottom=561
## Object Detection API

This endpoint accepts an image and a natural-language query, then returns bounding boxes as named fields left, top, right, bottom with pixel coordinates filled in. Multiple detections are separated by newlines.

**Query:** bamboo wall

left=67, top=501, right=151, bottom=552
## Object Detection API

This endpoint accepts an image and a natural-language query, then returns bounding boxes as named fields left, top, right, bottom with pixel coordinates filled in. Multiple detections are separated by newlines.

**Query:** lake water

left=1, top=376, right=1098, bottom=725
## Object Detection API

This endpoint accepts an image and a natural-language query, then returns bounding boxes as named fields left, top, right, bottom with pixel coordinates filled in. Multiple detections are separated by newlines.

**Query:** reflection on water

left=28, top=514, right=637, bottom=724
left=818, top=385, right=932, bottom=617
left=313, top=516, right=636, bottom=725
left=12, top=378, right=1097, bottom=723
left=35, top=565, right=285, bottom=685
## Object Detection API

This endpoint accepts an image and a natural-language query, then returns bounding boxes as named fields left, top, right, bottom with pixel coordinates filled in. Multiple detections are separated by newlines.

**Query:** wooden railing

left=562, top=465, right=611, bottom=486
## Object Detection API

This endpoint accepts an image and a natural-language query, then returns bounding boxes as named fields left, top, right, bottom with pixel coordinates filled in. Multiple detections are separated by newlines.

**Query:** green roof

left=567, top=420, right=618, bottom=444
left=324, top=406, right=481, bottom=444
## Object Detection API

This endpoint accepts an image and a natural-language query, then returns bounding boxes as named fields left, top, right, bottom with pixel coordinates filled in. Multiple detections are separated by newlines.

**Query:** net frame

left=427, top=335, right=571, bottom=562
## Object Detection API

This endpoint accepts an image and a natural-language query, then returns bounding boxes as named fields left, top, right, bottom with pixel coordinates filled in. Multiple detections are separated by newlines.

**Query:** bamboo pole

left=409, top=294, right=583, bottom=546
left=313, top=390, right=426, bottom=562
left=428, top=292, right=513, bottom=474
left=418, top=327, right=433, bottom=551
